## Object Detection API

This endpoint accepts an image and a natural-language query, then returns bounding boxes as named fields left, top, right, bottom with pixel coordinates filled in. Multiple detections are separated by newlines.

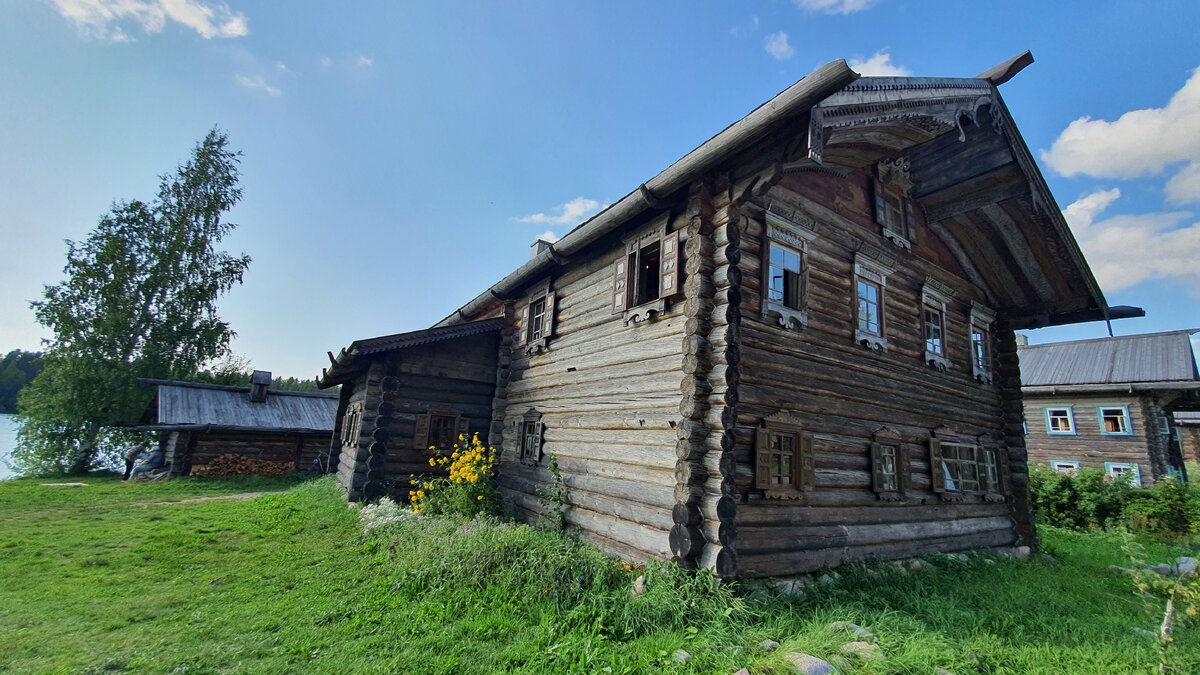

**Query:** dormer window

left=873, top=157, right=918, bottom=251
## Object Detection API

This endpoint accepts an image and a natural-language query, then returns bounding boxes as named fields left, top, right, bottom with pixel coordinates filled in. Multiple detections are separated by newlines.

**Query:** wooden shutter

left=904, top=200, right=917, bottom=239
left=455, top=416, right=469, bottom=444
left=797, top=433, right=815, bottom=491
left=996, top=446, right=1010, bottom=494
left=532, top=420, right=545, bottom=461
left=899, top=448, right=912, bottom=492
left=873, top=178, right=887, bottom=227
left=870, top=442, right=885, bottom=493
left=413, top=413, right=431, bottom=450
left=516, top=303, right=529, bottom=347
left=755, top=426, right=770, bottom=489
left=544, top=290, right=557, bottom=339
left=659, top=230, right=681, bottom=298
left=929, top=438, right=945, bottom=493
left=611, top=257, right=629, bottom=314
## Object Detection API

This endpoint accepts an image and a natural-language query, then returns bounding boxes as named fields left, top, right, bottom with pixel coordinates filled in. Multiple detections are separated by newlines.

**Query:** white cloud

left=1042, top=66, right=1200, bottom=179
left=517, top=197, right=601, bottom=226
left=1063, top=189, right=1200, bottom=292
left=1166, top=161, right=1200, bottom=205
left=318, top=55, right=332, bottom=69
left=47, top=0, right=249, bottom=41
left=793, top=0, right=879, bottom=15
left=235, top=74, right=280, bottom=97
left=534, top=230, right=560, bottom=244
left=355, top=56, right=373, bottom=68
left=764, top=32, right=794, bottom=61
left=849, top=51, right=911, bottom=77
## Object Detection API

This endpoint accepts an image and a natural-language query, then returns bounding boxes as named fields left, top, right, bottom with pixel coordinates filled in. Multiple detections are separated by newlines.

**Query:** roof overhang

left=1023, top=381, right=1200, bottom=396
left=319, top=318, right=505, bottom=388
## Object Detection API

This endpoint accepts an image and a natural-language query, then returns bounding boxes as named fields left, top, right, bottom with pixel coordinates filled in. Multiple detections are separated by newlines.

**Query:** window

left=870, top=427, right=908, bottom=500
left=1158, top=414, right=1171, bottom=440
left=1105, top=462, right=1142, bottom=487
left=921, top=282, right=953, bottom=371
left=517, top=280, right=557, bottom=355
left=853, top=254, right=893, bottom=352
left=1050, top=460, right=1081, bottom=475
left=1098, top=406, right=1132, bottom=435
left=340, top=401, right=364, bottom=448
left=874, top=157, right=917, bottom=251
left=519, top=408, right=544, bottom=466
left=1045, top=407, right=1076, bottom=435
left=930, top=434, right=1005, bottom=501
left=612, top=220, right=680, bottom=324
left=970, top=303, right=996, bottom=383
left=755, top=412, right=814, bottom=499
left=761, top=205, right=817, bottom=329
left=413, top=409, right=468, bottom=451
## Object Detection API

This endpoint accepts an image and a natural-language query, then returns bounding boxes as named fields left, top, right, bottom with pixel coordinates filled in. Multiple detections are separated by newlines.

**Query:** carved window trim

left=970, top=303, right=996, bottom=383
left=853, top=254, right=892, bottom=352
left=873, top=157, right=918, bottom=251
left=755, top=412, right=815, bottom=500
left=762, top=207, right=817, bottom=330
left=929, top=430, right=1007, bottom=503
left=516, top=279, right=557, bottom=355
left=921, top=283, right=953, bottom=372
left=340, top=401, right=364, bottom=448
left=612, top=214, right=681, bottom=326
left=870, top=427, right=909, bottom=501
left=519, top=408, right=544, bottom=466
left=413, top=408, right=469, bottom=452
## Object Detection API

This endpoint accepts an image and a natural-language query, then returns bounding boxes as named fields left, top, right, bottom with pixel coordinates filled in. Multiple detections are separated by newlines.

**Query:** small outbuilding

left=135, top=372, right=339, bottom=477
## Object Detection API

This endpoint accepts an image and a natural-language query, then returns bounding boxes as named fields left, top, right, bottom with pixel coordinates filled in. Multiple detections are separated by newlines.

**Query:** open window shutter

left=870, top=443, right=885, bottom=493
left=659, top=230, right=681, bottom=298
left=996, top=447, right=1010, bottom=493
left=544, top=290, right=557, bottom=339
left=413, top=414, right=430, bottom=450
left=797, top=433, right=815, bottom=491
left=611, top=257, right=628, bottom=315
left=929, top=439, right=945, bottom=493
left=873, top=178, right=887, bottom=227
left=755, top=426, right=770, bottom=489
left=516, top=303, right=529, bottom=347
left=899, top=448, right=912, bottom=492
left=455, top=416, right=469, bottom=444
left=904, top=200, right=917, bottom=239
left=533, top=420, right=545, bottom=461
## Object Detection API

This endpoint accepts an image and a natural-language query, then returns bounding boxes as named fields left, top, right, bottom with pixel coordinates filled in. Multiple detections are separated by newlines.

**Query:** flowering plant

left=409, top=433, right=497, bottom=517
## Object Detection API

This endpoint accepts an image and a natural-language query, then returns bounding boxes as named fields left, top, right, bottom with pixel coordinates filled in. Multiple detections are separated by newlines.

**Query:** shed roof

left=318, top=318, right=505, bottom=388
left=1018, top=330, right=1200, bottom=389
left=137, top=380, right=338, bottom=433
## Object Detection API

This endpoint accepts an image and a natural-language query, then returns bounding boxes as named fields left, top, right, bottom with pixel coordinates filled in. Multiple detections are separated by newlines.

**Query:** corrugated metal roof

left=150, top=381, right=337, bottom=432
left=1019, top=330, right=1200, bottom=387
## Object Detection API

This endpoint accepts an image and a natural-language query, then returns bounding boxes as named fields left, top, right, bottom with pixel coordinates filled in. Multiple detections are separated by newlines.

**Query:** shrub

left=1029, top=465, right=1200, bottom=537
left=409, top=433, right=497, bottom=517
left=1121, top=478, right=1200, bottom=537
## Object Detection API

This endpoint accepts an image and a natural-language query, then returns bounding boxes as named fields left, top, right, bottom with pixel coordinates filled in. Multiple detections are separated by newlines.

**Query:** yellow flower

left=477, top=495, right=484, bottom=501
left=429, top=458, right=436, bottom=467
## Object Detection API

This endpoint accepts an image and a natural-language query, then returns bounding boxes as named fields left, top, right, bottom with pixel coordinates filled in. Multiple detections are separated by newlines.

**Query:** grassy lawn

left=0, top=475, right=1196, bottom=674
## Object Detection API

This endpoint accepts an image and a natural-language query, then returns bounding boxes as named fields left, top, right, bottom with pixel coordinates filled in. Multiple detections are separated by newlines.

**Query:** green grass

left=0, top=475, right=1196, bottom=674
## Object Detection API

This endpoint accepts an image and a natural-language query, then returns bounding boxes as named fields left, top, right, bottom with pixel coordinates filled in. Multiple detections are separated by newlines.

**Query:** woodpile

left=190, top=454, right=295, bottom=478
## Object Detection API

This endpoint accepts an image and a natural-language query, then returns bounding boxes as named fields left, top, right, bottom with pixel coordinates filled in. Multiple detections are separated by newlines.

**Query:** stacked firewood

left=190, top=454, right=295, bottom=478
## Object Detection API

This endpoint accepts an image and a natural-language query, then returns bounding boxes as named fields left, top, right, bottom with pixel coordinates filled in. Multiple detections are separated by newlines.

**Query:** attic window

left=762, top=207, right=816, bottom=330
left=613, top=217, right=680, bottom=325
left=755, top=412, right=814, bottom=500
left=517, top=280, right=557, bottom=355
left=874, top=157, right=917, bottom=251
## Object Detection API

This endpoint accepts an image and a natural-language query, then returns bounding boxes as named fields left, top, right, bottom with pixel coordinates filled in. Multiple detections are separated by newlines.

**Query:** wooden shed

left=322, top=54, right=1145, bottom=579
left=1019, top=330, right=1198, bottom=485
left=135, top=373, right=338, bottom=477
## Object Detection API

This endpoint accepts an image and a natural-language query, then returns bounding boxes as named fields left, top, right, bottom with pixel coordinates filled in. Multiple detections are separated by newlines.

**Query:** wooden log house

left=320, top=53, right=1146, bottom=579
left=1018, top=330, right=1198, bottom=485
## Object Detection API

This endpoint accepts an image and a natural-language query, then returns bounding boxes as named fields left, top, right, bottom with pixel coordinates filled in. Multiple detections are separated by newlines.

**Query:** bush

left=1029, top=465, right=1200, bottom=537
left=409, top=433, right=497, bottom=518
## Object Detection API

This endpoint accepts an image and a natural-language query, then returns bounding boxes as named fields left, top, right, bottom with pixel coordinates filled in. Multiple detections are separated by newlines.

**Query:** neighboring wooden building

left=1174, top=411, right=1200, bottom=465
left=136, top=372, right=338, bottom=477
left=321, top=54, right=1145, bottom=579
left=1020, top=331, right=1199, bottom=485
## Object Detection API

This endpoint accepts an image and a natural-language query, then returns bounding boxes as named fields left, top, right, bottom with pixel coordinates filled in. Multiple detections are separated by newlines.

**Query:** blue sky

left=3, top=0, right=1200, bottom=379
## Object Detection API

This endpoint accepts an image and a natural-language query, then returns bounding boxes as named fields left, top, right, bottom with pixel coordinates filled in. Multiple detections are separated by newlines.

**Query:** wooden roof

left=1019, top=330, right=1200, bottom=391
left=136, top=380, right=338, bottom=434
left=319, top=318, right=505, bottom=388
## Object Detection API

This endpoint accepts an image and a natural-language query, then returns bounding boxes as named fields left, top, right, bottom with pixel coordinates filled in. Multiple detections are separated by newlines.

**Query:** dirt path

left=129, top=491, right=281, bottom=509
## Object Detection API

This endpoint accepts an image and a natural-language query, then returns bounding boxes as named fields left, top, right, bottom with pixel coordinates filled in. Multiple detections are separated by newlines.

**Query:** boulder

left=1176, top=557, right=1197, bottom=576
left=759, top=639, right=781, bottom=652
left=672, top=649, right=691, bottom=664
left=629, top=575, right=646, bottom=598
left=841, top=641, right=883, bottom=660
left=784, top=653, right=836, bottom=675
left=828, top=621, right=875, bottom=642
left=1012, top=546, right=1032, bottom=560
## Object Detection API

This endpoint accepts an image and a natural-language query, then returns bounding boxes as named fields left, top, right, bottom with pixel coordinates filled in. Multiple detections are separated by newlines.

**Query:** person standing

left=123, top=442, right=147, bottom=481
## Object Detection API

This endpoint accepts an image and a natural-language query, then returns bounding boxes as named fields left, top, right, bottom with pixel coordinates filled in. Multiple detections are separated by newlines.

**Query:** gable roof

left=136, top=380, right=338, bottom=433
left=1019, top=330, right=1200, bottom=392
left=319, top=318, right=505, bottom=388
left=434, top=53, right=1137, bottom=332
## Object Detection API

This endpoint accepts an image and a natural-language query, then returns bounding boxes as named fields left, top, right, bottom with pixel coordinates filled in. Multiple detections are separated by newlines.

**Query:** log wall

left=189, top=433, right=325, bottom=469
left=729, top=172, right=1019, bottom=577
left=1022, top=392, right=1163, bottom=484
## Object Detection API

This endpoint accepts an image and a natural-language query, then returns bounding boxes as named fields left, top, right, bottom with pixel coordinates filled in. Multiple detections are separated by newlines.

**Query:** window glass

left=857, top=280, right=881, bottom=335
left=924, top=307, right=944, bottom=355
left=429, top=414, right=457, bottom=449
left=769, top=433, right=794, bottom=486
left=1047, top=408, right=1075, bottom=434
left=1051, top=460, right=1080, bottom=475
left=879, top=444, right=898, bottom=491
left=767, top=243, right=802, bottom=307
left=528, top=297, right=546, bottom=342
left=1099, top=407, right=1129, bottom=434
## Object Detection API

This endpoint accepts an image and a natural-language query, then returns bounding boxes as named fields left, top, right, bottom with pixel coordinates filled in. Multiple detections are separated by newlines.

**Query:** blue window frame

left=1104, top=462, right=1142, bottom=487
left=1097, top=406, right=1133, bottom=436
left=1045, top=407, right=1075, bottom=435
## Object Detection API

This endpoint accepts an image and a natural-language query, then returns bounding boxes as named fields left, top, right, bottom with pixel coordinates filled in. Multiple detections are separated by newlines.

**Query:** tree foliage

left=14, top=129, right=251, bottom=476
left=0, top=350, right=43, bottom=414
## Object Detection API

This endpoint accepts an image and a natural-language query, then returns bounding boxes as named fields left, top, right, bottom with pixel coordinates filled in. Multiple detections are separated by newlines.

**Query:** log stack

left=189, top=454, right=295, bottom=478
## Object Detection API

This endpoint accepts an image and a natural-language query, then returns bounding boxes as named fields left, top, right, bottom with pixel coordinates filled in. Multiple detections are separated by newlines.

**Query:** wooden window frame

left=755, top=412, right=814, bottom=500
left=519, top=408, right=544, bottom=466
left=969, top=303, right=996, bottom=383
left=413, top=408, right=469, bottom=452
left=1045, top=407, right=1076, bottom=435
left=920, top=283, right=953, bottom=371
left=516, top=279, right=557, bottom=355
left=874, top=157, right=917, bottom=251
left=340, top=400, right=364, bottom=448
left=1105, top=462, right=1142, bottom=487
left=853, top=254, right=892, bottom=352
left=930, top=432, right=1007, bottom=502
left=1050, top=460, right=1081, bottom=475
left=870, top=427, right=909, bottom=501
left=1097, top=405, right=1133, bottom=436
left=612, top=215, right=681, bottom=325
left=761, top=207, right=816, bottom=330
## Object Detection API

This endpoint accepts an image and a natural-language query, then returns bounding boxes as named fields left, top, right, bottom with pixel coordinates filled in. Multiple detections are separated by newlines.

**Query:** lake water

left=0, top=414, right=17, bottom=480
